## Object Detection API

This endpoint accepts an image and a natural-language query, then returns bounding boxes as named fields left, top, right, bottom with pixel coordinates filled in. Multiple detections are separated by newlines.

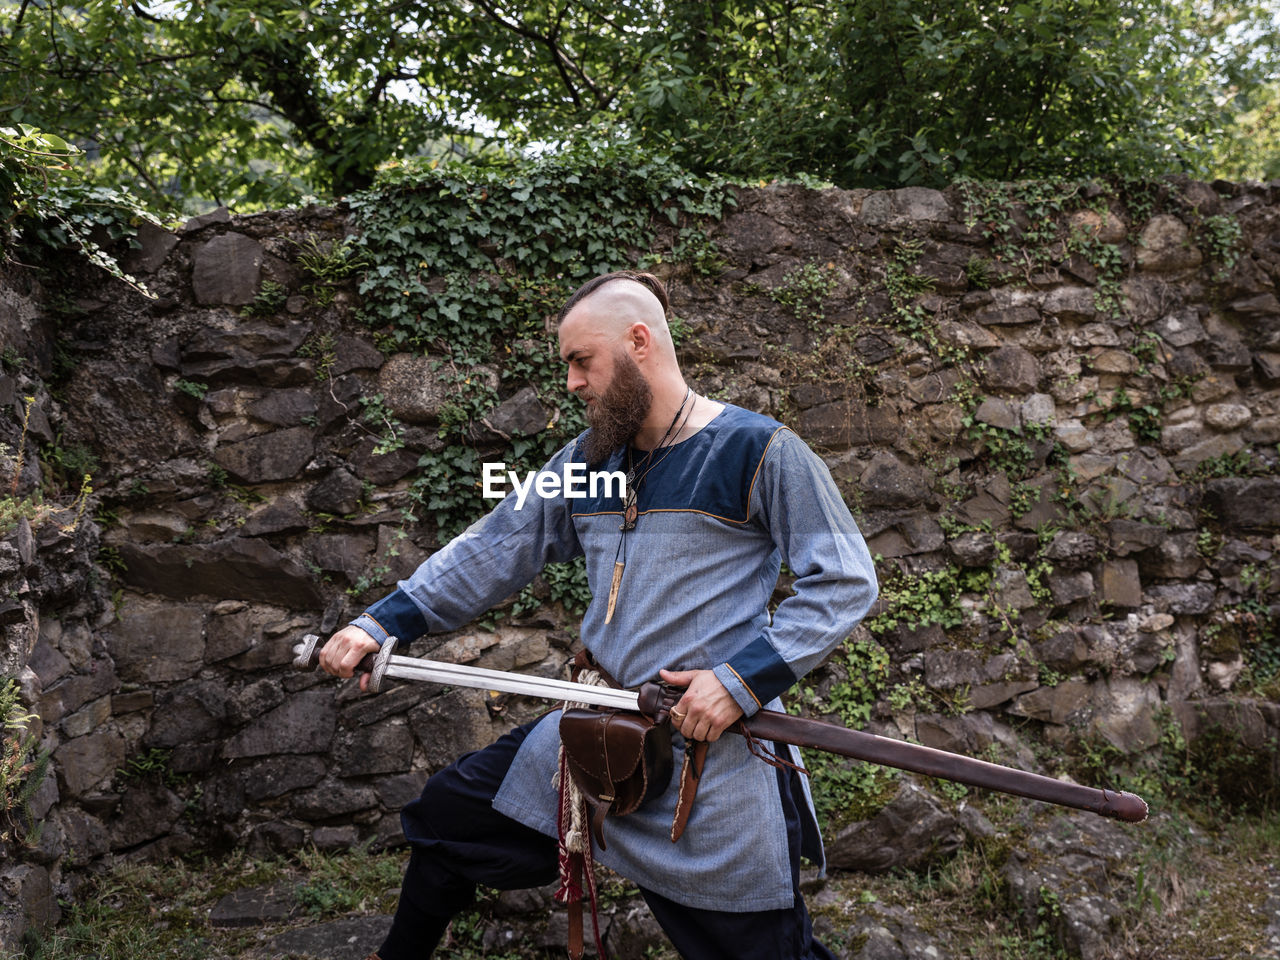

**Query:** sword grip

left=292, top=633, right=397, bottom=692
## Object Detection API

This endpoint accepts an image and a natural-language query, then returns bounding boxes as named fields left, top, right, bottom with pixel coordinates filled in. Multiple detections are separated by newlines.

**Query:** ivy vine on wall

left=343, top=141, right=735, bottom=613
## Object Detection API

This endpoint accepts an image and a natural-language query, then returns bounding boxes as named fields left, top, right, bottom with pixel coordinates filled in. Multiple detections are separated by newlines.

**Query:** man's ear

left=628, top=321, right=653, bottom=360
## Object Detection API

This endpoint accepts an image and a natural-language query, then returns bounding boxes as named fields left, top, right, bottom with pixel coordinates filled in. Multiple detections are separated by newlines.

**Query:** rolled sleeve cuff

left=350, top=588, right=429, bottom=647
left=713, top=663, right=761, bottom=717
left=716, top=635, right=797, bottom=718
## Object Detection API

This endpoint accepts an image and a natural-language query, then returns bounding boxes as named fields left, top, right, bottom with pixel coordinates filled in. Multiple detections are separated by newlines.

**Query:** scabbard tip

left=1103, top=790, right=1149, bottom=823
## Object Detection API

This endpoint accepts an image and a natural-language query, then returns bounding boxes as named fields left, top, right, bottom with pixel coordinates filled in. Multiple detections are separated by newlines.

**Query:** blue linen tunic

left=352, top=404, right=878, bottom=912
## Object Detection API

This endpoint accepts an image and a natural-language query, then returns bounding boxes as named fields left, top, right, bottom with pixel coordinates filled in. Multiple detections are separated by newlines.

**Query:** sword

left=292, top=634, right=640, bottom=710
left=292, top=634, right=1149, bottom=824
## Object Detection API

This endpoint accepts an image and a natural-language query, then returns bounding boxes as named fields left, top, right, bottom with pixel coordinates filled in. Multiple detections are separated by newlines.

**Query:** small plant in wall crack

left=173, top=378, right=208, bottom=400
left=1196, top=213, right=1243, bottom=281
left=1067, top=227, right=1125, bottom=319
left=1, top=677, right=50, bottom=845
left=9, top=395, right=34, bottom=496
left=240, top=279, right=289, bottom=317
left=769, top=261, right=839, bottom=323
left=358, top=392, right=405, bottom=455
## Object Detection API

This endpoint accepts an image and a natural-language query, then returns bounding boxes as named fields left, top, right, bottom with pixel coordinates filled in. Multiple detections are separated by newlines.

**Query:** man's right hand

left=319, top=624, right=381, bottom=692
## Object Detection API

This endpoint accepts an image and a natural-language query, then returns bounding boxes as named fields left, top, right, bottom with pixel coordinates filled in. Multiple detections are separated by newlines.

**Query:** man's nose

left=567, top=369, right=586, bottom=394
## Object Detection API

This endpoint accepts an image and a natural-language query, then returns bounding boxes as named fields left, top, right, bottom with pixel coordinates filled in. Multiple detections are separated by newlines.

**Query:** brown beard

left=582, top=349, right=653, bottom=467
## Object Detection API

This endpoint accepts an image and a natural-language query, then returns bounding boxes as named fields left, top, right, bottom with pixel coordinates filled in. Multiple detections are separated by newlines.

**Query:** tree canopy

left=1, top=1, right=1277, bottom=212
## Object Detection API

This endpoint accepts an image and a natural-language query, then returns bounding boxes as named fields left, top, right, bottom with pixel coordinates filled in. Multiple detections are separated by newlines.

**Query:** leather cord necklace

left=604, top=388, right=694, bottom=624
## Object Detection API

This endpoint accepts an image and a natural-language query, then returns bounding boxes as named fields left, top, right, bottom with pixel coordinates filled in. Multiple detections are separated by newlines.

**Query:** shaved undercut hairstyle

left=556, top=271, right=670, bottom=325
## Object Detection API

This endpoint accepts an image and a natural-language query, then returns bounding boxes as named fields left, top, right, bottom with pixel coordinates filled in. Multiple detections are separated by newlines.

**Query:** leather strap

left=670, top=740, right=708, bottom=842
left=572, top=647, right=621, bottom=688
left=588, top=799, right=611, bottom=852
left=567, top=888, right=584, bottom=960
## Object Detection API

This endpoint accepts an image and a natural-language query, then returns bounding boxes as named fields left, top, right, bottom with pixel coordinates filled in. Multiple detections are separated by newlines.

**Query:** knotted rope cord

left=736, top=720, right=809, bottom=776
left=553, top=666, right=608, bottom=960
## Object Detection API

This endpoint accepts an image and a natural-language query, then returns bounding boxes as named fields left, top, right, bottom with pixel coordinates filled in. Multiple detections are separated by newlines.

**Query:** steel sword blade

left=292, top=634, right=639, bottom=709
left=380, top=658, right=640, bottom=709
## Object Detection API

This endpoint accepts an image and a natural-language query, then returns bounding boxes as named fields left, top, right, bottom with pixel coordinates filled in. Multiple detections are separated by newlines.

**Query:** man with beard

left=320, top=271, right=878, bottom=960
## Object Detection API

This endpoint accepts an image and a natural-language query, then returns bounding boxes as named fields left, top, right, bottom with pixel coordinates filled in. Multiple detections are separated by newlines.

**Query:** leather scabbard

left=635, top=683, right=1148, bottom=823
left=739, top=709, right=1149, bottom=823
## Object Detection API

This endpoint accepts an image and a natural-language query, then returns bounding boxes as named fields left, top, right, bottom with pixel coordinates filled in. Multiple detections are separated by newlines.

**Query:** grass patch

left=820, top=799, right=1279, bottom=960
left=15, top=800, right=1279, bottom=960
left=20, top=846, right=403, bottom=960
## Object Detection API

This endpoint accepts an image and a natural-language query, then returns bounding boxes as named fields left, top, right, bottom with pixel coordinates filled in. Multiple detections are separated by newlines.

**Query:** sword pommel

left=293, top=634, right=322, bottom=670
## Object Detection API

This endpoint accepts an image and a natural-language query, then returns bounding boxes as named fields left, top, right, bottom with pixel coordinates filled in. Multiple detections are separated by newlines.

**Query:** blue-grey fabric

left=352, top=404, right=878, bottom=912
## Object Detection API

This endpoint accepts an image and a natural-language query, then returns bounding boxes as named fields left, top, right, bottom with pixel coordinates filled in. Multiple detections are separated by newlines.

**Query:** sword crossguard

left=366, top=636, right=397, bottom=692
left=291, top=633, right=398, bottom=693
left=637, top=680, right=686, bottom=723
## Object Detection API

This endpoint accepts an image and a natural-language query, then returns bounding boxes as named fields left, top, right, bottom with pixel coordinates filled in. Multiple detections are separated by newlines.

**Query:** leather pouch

left=559, top=707, right=673, bottom=849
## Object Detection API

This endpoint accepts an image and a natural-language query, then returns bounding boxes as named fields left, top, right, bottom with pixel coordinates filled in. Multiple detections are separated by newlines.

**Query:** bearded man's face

left=581, top=347, right=653, bottom=466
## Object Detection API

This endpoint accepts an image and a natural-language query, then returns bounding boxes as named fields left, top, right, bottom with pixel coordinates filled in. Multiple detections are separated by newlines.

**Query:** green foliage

left=887, top=677, right=928, bottom=713
left=349, top=142, right=730, bottom=349
left=1104, top=388, right=1162, bottom=444
left=0, top=488, right=40, bottom=533
left=240, top=279, right=289, bottom=317
left=292, top=234, right=371, bottom=283
left=297, top=332, right=338, bottom=382
left=1189, top=448, right=1276, bottom=481
left=785, top=636, right=900, bottom=830
left=878, top=236, right=978, bottom=364
left=617, top=0, right=1271, bottom=188
left=0, top=123, right=75, bottom=229
left=768, top=261, right=839, bottom=323
left=964, top=255, right=996, bottom=291
left=1, top=2, right=454, bottom=207
left=866, top=565, right=972, bottom=635
left=1208, top=71, right=1280, bottom=182
left=358, top=393, right=405, bottom=457
left=828, top=638, right=891, bottom=728
left=0, top=395, right=37, bottom=531
left=961, top=404, right=1055, bottom=482
left=664, top=226, right=727, bottom=276
left=1219, top=564, right=1280, bottom=698
left=173, top=379, right=208, bottom=400
left=956, top=176, right=1139, bottom=326
left=431, top=888, right=545, bottom=960
left=544, top=557, right=592, bottom=618
left=293, top=844, right=403, bottom=918
left=43, top=436, right=99, bottom=493
left=1069, top=228, right=1127, bottom=318
left=959, top=178, right=1093, bottom=267
left=1130, top=331, right=1164, bottom=375
left=0, top=122, right=158, bottom=292
left=1197, top=212, right=1245, bottom=280
left=22, top=847, right=405, bottom=960
left=5, top=1, right=1274, bottom=210
left=346, top=141, right=731, bottom=540
left=803, top=749, right=900, bottom=833
left=1, top=677, right=50, bottom=846
left=883, top=237, right=935, bottom=300
left=1067, top=701, right=1280, bottom=814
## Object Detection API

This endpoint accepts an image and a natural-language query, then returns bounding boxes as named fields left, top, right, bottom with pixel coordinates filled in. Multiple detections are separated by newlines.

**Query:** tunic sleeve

left=711, top=429, right=878, bottom=715
left=351, top=442, right=585, bottom=646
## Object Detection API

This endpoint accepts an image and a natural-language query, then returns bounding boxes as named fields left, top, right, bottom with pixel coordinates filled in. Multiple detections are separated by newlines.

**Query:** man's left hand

left=659, top=668, right=743, bottom=743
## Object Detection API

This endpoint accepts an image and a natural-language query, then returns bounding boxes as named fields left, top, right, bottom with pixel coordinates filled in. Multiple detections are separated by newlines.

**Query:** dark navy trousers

left=377, top=720, right=836, bottom=960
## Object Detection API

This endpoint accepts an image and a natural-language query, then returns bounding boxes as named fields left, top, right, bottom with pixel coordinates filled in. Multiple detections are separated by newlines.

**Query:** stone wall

left=4, top=178, right=1280, bottom=948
